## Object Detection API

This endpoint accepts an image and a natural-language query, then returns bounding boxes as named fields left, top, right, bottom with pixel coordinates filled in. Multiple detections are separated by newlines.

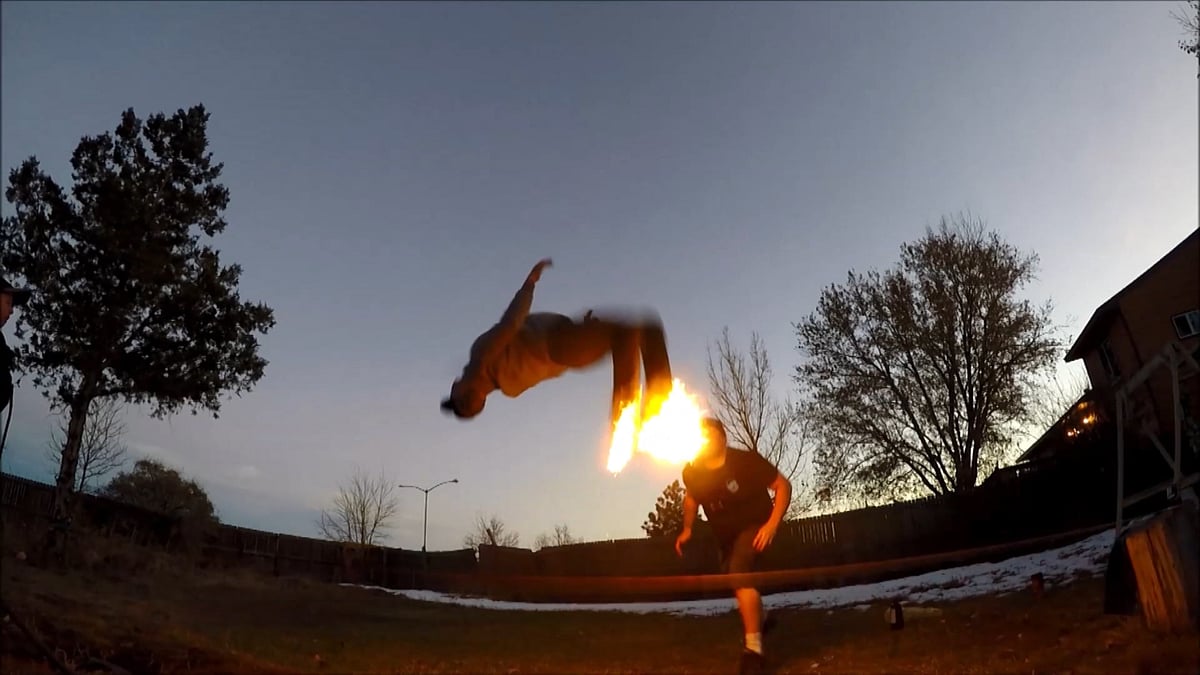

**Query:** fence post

left=382, top=547, right=390, bottom=588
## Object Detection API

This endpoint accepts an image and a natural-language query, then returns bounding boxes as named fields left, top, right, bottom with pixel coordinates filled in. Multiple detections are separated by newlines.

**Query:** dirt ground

left=2, top=551, right=1198, bottom=675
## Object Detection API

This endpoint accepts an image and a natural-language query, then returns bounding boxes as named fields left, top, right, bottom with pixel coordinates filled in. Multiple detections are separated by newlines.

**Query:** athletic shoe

left=738, top=649, right=766, bottom=675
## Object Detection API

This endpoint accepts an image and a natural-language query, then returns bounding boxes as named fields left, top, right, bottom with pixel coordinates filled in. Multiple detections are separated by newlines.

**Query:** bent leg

left=545, top=314, right=640, bottom=423
left=636, top=319, right=673, bottom=406
left=609, top=325, right=641, bottom=422
left=545, top=314, right=613, bottom=369
left=724, top=528, right=763, bottom=638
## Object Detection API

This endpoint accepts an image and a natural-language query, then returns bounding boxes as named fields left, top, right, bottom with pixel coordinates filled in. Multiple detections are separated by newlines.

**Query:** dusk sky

left=2, top=2, right=1196, bottom=551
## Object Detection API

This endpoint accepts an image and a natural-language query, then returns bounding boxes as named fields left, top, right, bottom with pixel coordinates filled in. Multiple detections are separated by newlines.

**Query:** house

left=1063, top=229, right=1199, bottom=438
left=1011, top=229, right=1199, bottom=468
left=1012, top=389, right=1108, bottom=466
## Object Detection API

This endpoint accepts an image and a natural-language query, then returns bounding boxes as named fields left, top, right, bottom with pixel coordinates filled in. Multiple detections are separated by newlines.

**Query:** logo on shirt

left=726, top=479, right=739, bottom=494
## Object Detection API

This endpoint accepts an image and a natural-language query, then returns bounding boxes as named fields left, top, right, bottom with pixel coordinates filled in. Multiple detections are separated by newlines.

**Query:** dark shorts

left=718, top=526, right=760, bottom=576
left=543, top=312, right=673, bottom=415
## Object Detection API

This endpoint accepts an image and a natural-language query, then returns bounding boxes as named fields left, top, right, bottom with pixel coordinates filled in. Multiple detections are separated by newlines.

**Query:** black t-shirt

left=681, top=448, right=778, bottom=543
left=1, top=332, right=12, bottom=412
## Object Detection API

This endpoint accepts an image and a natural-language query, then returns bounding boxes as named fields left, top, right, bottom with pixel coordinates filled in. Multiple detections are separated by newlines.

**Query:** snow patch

left=348, top=529, right=1115, bottom=616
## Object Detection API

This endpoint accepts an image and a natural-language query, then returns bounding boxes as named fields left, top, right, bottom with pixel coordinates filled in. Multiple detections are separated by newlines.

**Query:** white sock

left=745, top=632, right=762, bottom=654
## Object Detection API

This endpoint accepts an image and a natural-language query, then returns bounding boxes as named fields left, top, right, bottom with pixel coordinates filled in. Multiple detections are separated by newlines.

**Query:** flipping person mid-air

left=441, top=259, right=674, bottom=427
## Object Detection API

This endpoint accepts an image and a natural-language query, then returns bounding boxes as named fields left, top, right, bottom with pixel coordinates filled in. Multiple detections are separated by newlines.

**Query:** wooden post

left=1030, top=572, right=1045, bottom=599
left=1123, top=501, right=1200, bottom=633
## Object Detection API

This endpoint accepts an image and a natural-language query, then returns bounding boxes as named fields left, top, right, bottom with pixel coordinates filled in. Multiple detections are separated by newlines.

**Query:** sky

left=1, top=2, right=1196, bottom=551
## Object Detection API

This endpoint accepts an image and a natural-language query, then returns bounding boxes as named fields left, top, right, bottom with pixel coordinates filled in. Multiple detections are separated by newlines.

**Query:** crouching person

left=676, top=418, right=791, bottom=675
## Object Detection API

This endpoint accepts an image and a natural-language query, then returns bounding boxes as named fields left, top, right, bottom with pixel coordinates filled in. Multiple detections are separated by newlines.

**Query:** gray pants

left=544, top=309, right=673, bottom=421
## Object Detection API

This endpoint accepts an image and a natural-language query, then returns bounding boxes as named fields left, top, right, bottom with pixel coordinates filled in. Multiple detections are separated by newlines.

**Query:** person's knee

left=579, top=306, right=663, bottom=328
left=636, top=310, right=665, bottom=331
left=734, top=587, right=760, bottom=609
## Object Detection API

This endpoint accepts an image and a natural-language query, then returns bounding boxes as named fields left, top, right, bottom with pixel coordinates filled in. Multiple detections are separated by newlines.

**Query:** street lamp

left=398, top=479, right=458, bottom=552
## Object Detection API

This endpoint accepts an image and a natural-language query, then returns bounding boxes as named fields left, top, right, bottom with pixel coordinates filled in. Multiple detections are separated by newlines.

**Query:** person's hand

left=674, top=527, right=692, bottom=557
left=753, top=521, right=779, bottom=552
left=527, top=258, right=553, bottom=284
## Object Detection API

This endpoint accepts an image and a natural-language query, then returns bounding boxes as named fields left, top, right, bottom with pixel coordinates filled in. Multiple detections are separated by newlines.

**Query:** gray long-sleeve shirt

left=461, top=280, right=569, bottom=397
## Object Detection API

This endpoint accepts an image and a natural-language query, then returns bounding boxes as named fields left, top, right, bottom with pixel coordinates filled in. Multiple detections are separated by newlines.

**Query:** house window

left=1172, top=310, right=1200, bottom=340
left=1099, top=340, right=1121, bottom=380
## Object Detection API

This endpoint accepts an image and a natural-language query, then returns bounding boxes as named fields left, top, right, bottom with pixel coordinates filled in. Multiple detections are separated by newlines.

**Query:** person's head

left=0, top=277, right=32, bottom=328
left=440, top=376, right=487, bottom=420
left=697, top=417, right=728, bottom=461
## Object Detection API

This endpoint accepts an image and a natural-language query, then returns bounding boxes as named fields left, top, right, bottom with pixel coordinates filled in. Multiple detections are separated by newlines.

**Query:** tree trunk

left=43, top=380, right=95, bottom=563
left=955, top=462, right=977, bottom=494
left=76, top=448, right=92, bottom=494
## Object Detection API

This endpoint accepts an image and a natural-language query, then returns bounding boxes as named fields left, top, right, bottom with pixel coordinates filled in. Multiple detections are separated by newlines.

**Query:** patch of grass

left=2, top=544, right=1198, bottom=674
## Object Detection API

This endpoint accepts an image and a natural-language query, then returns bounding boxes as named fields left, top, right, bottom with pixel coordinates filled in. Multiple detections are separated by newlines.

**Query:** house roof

left=1015, top=389, right=1094, bottom=464
left=1065, top=229, right=1200, bottom=362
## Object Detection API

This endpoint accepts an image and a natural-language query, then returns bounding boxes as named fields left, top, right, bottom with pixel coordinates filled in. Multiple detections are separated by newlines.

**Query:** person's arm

left=682, top=491, right=698, bottom=532
left=470, top=259, right=551, bottom=362
left=753, top=471, right=792, bottom=551
left=675, top=490, right=699, bottom=556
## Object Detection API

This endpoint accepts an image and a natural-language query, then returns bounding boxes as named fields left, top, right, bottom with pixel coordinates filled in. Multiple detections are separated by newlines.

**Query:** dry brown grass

left=1, top=532, right=1198, bottom=674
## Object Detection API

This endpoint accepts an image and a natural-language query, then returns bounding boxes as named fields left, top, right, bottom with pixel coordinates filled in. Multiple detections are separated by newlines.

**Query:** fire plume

left=606, top=379, right=706, bottom=474
left=606, top=399, right=640, bottom=474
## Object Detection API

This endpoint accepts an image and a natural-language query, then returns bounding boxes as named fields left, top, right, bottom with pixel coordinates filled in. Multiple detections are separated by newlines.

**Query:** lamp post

left=398, top=479, right=458, bottom=552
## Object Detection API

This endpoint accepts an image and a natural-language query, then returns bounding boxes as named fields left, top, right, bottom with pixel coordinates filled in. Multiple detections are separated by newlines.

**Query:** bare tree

left=45, top=397, right=128, bottom=494
left=317, top=468, right=400, bottom=547
left=795, top=214, right=1062, bottom=503
left=463, top=513, right=519, bottom=549
left=533, top=524, right=579, bottom=550
left=1172, top=1, right=1199, bottom=74
left=707, top=327, right=814, bottom=515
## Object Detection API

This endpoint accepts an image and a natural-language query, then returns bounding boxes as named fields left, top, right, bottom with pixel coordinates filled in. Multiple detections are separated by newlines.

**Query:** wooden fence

left=1, top=431, right=1168, bottom=602
left=522, top=439, right=1131, bottom=578
left=0, top=473, right=477, bottom=587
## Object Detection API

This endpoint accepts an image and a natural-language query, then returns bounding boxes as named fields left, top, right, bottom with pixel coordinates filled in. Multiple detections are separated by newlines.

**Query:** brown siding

left=1085, top=311, right=1141, bottom=419
left=1083, top=352, right=1106, bottom=391
left=1117, top=235, right=1200, bottom=363
left=1116, top=236, right=1200, bottom=432
left=1080, top=235, right=1199, bottom=430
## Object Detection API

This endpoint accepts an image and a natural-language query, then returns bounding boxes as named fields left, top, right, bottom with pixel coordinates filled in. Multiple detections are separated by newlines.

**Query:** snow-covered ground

left=351, top=529, right=1116, bottom=616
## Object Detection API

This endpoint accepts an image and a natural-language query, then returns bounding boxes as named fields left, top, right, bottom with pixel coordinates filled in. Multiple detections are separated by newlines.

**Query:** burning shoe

left=606, top=379, right=707, bottom=474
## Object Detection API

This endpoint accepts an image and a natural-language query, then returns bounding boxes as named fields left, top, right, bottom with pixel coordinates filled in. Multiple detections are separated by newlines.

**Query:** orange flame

left=606, top=379, right=706, bottom=474
left=606, top=397, right=640, bottom=474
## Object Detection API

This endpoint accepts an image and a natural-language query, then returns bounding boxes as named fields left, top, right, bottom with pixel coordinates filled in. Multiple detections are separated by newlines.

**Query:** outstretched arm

left=754, top=471, right=792, bottom=551
left=471, top=259, right=552, bottom=361
left=675, top=490, right=699, bottom=556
